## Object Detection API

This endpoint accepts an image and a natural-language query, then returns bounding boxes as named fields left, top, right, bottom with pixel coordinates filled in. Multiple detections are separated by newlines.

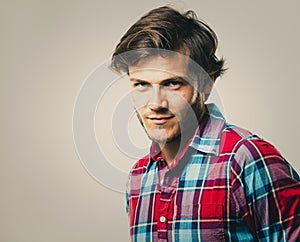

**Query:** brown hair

left=111, top=6, right=226, bottom=80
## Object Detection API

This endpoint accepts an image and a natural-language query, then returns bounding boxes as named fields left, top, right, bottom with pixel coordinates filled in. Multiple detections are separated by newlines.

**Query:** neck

left=159, top=138, right=182, bottom=166
left=159, top=107, right=206, bottom=165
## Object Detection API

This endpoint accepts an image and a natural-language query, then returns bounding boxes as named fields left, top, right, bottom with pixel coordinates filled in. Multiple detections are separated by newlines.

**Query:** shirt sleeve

left=125, top=164, right=136, bottom=216
left=125, top=172, right=131, bottom=215
left=232, top=138, right=300, bottom=241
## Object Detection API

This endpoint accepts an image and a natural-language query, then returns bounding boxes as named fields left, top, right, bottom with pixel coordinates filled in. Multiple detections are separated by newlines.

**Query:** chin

left=147, top=128, right=181, bottom=144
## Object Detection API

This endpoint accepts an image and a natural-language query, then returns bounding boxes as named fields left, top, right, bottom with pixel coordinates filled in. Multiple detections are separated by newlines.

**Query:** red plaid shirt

left=126, top=104, right=300, bottom=241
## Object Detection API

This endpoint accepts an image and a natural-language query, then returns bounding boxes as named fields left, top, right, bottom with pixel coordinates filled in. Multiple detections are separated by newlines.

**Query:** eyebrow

left=129, top=76, right=187, bottom=84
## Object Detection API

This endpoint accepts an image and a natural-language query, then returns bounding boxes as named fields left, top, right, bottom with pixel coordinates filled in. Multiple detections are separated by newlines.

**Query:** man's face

left=128, top=54, right=203, bottom=144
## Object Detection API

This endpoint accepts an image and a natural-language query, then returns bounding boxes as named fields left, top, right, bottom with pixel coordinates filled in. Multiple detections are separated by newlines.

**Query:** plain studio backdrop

left=1, top=0, right=299, bottom=241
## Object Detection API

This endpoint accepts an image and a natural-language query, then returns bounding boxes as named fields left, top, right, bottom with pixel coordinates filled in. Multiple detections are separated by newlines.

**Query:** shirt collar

left=147, top=103, right=226, bottom=170
left=189, top=103, right=226, bottom=156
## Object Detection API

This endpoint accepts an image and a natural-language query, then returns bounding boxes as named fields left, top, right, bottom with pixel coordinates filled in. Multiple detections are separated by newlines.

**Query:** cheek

left=167, top=93, right=194, bottom=115
left=131, top=91, right=151, bottom=109
left=135, top=108, right=146, bottom=123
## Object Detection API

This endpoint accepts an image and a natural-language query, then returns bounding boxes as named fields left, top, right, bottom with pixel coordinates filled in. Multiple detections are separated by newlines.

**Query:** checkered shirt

left=126, top=104, right=300, bottom=241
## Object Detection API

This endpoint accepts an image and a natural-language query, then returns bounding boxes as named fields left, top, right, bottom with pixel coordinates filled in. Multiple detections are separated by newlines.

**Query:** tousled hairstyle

left=111, top=6, right=226, bottom=80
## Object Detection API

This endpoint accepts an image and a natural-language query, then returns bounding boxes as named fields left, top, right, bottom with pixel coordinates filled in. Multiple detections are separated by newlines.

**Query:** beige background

left=1, top=0, right=299, bottom=241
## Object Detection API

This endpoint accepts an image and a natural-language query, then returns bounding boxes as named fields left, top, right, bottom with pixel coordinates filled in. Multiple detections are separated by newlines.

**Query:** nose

left=148, top=85, right=168, bottom=111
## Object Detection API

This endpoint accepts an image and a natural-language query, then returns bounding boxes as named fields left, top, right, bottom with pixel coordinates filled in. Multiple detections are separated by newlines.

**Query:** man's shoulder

left=220, top=123, right=257, bottom=151
left=221, top=123, right=283, bottom=165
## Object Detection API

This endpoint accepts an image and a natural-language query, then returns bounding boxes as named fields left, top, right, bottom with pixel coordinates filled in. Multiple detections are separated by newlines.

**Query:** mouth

left=147, top=115, right=174, bottom=125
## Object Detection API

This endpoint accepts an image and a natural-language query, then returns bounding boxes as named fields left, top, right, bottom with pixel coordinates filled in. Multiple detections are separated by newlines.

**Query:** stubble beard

left=135, top=111, right=177, bottom=145
left=135, top=94, right=204, bottom=145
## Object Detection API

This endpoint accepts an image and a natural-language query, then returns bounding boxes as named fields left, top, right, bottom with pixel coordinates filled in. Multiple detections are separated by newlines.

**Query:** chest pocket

left=173, top=203, right=225, bottom=241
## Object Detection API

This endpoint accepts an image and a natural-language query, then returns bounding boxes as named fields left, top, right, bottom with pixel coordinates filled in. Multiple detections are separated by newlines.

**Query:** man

left=111, top=6, right=300, bottom=241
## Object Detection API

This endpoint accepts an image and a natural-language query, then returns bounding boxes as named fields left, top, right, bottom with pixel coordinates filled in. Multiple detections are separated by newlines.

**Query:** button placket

left=157, top=189, right=170, bottom=239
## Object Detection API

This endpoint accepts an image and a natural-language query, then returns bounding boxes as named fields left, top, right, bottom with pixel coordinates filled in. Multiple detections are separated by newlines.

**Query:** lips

left=147, top=115, right=174, bottom=125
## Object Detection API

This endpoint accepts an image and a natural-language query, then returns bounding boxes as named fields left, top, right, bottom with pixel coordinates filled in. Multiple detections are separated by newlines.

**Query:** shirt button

left=160, top=216, right=166, bottom=223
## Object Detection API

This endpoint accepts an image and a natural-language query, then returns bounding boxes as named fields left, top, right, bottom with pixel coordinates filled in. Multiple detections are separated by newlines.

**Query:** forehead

left=128, top=54, right=190, bottom=82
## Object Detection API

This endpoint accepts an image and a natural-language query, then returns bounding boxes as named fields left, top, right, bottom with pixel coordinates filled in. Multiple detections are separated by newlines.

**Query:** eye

left=132, top=81, right=151, bottom=91
left=164, top=80, right=183, bottom=90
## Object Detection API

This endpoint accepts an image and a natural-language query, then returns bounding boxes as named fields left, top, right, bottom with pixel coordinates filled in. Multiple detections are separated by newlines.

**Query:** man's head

left=111, top=6, right=225, bottom=80
left=111, top=6, right=225, bottom=145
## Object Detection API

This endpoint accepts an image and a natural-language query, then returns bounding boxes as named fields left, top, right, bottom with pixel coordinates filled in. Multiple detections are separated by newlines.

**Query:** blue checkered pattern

left=126, top=104, right=300, bottom=241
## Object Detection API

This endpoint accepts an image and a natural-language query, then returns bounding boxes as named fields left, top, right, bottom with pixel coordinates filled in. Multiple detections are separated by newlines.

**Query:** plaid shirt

left=126, top=104, right=300, bottom=241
